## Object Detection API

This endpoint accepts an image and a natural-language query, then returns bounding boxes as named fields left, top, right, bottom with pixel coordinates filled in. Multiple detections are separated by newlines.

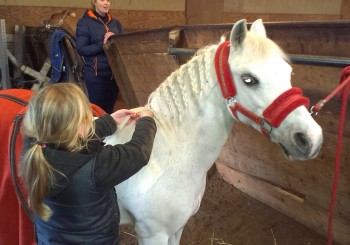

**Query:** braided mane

left=147, top=45, right=218, bottom=123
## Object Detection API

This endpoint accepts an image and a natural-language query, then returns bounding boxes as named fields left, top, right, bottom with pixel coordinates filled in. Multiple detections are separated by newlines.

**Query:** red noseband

left=214, top=41, right=310, bottom=136
left=263, top=87, right=309, bottom=128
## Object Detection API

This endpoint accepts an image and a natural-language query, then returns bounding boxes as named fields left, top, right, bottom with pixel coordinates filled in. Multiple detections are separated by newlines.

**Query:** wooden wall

left=1, top=0, right=350, bottom=33
left=0, top=6, right=185, bottom=33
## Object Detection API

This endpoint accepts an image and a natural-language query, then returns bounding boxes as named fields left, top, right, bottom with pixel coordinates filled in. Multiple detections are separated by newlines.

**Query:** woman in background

left=76, top=0, right=124, bottom=113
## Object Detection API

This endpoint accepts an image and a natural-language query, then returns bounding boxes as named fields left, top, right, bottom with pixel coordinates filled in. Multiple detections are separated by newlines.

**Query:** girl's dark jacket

left=76, top=10, right=124, bottom=80
left=21, top=114, right=157, bottom=245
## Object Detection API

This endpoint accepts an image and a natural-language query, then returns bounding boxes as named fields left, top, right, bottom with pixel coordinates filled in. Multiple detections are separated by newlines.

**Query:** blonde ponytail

left=19, top=83, right=95, bottom=221
left=20, top=144, right=55, bottom=221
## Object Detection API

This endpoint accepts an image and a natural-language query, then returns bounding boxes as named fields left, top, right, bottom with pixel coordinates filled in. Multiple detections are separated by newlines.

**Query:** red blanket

left=0, top=89, right=105, bottom=245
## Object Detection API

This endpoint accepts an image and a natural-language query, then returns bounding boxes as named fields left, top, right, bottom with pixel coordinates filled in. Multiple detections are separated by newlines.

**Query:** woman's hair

left=20, top=83, right=95, bottom=221
left=91, top=0, right=96, bottom=9
left=91, top=0, right=111, bottom=10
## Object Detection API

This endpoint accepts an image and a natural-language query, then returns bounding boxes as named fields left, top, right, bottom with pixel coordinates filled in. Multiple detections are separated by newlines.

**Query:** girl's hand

left=111, top=109, right=139, bottom=124
left=137, top=109, right=155, bottom=118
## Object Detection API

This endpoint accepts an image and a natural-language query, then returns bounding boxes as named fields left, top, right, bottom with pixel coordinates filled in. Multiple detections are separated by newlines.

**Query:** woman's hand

left=111, top=109, right=139, bottom=124
left=103, top=31, right=115, bottom=44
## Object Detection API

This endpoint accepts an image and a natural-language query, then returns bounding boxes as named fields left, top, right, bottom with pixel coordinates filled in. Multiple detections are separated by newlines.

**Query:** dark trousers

left=85, top=78, right=119, bottom=114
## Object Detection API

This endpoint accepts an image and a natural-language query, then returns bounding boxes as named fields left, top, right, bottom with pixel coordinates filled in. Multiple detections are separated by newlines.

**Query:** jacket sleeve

left=93, top=117, right=157, bottom=189
left=115, top=19, right=124, bottom=34
left=76, top=19, right=104, bottom=57
left=94, top=114, right=117, bottom=138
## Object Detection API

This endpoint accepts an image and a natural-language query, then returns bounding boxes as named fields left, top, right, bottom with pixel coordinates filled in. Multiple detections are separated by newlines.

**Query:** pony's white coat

left=104, top=19, right=323, bottom=244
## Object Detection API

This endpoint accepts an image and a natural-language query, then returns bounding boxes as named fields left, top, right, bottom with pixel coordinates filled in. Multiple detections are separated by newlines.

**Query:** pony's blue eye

left=241, top=74, right=258, bottom=86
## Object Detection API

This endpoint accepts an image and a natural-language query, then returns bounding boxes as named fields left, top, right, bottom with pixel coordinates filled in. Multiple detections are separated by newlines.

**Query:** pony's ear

left=250, top=19, right=266, bottom=37
left=230, top=19, right=247, bottom=49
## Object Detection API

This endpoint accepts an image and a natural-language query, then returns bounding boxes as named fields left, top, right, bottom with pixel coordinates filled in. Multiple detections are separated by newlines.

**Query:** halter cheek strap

left=215, top=41, right=236, bottom=98
left=214, top=41, right=310, bottom=136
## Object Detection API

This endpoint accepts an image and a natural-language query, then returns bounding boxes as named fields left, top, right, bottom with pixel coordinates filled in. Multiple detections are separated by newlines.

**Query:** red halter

left=214, top=41, right=310, bottom=136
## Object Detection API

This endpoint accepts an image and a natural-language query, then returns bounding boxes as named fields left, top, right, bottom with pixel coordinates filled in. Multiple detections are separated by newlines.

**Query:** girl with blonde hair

left=20, top=83, right=156, bottom=244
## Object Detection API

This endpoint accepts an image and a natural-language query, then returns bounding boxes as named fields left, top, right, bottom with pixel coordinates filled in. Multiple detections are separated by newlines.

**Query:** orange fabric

left=0, top=89, right=36, bottom=245
left=86, top=10, right=111, bottom=32
left=91, top=103, right=106, bottom=116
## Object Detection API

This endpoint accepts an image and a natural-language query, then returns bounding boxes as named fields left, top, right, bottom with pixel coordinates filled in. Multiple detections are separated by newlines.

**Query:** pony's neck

left=148, top=46, right=220, bottom=125
left=147, top=44, right=234, bottom=175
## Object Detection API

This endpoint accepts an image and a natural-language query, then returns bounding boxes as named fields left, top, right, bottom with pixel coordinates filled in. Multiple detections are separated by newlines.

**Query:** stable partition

left=104, top=21, right=350, bottom=244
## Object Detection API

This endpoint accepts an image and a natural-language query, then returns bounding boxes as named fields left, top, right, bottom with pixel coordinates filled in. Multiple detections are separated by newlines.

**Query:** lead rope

left=311, top=67, right=350, bottom=245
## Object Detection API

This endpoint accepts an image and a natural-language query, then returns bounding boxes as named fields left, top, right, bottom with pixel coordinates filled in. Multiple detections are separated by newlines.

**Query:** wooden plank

left=123, top=54, right=179, bottom=76
left=224, top=13, right=340, bottom=23
left=292, top=65, right=345, bottom=98
left=215, top=162, right=350, bottom=245
left=182, top=27, right=229, bottom=49
left=113, top=0, right=184, bottom=11
left=341, top=0, right=350, bottom=19
left=106, top=26, right=176, bottom=62
left=223, top=0, right=341, bottom=15
left=20, top=58, right=51, bottom=91
left=267, top=24, right=350, bottom=57
left=135, top=91, right=152, bottom=107
left=116, top=10, right=185, bottom=30
left=217, top=147, right=350, bottom=220
left=1, top=5, right=348, bottom=36
left=104, top=42, right=139, bottom=108
left=185, top=0, right=224, bottom=24
left=105, top=27, right=180, bottom=107
left=0, top=6, right=185, bottom=34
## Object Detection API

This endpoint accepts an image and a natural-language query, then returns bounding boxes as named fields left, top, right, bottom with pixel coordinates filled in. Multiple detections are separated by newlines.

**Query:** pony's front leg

left=137, top=232, right=169, bottom=245
left=137, top=228, right=184, bottom=245
left=169, top=228, right=184, bottom=245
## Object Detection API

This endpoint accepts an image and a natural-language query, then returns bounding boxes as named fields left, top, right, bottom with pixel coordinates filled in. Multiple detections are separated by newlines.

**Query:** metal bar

left=0, top=19, right=10, bottom=89
left=167, top=47, right=350, bottom=67
left=167, top=47, right=198, bottom=56
left=14, top=25, right=25, bottom=79
left=288, top=54, right=350, bottom=67
left=7, top=49, right=18, bottom=67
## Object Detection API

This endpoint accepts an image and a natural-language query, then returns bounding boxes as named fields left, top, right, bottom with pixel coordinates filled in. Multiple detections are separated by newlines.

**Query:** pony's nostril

left=294, top=132, right=311, bottom=154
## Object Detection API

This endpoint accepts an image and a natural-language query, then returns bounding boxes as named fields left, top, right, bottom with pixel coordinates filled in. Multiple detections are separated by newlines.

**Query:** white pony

left=105, top=19, right=323, bottom=244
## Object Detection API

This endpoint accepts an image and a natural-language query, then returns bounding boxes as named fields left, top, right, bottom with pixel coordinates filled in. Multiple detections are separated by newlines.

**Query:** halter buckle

left=226, top=97, right=236, bottom=107
left=260, top=119, right=273, bottom=135
left=309, top=106, right=318, bottom=116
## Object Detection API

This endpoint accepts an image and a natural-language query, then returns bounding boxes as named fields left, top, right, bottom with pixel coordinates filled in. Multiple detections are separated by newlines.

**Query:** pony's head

left=220, top=19, right=323, bottom=160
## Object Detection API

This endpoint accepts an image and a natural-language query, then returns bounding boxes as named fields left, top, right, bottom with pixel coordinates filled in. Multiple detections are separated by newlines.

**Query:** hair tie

left=35, top=141, right=46, bottom=149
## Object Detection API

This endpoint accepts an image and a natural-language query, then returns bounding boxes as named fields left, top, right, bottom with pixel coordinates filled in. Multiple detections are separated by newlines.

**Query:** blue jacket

left=76, top=10, right=124, bottom=81
left=50, top=29, right=76, bottom=83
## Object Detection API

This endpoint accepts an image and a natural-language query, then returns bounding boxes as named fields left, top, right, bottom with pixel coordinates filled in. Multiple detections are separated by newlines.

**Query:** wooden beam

left=341, top=0, right=350, bottom=19
left=20, top=58, right=51, bottom=91
left=185, top=0, right=223, bottom=24
left=216, top=162, right=350, bottom=245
